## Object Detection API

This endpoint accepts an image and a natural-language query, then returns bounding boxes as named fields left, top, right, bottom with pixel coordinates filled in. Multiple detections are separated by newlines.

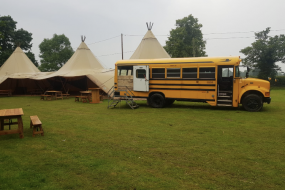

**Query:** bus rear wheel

left=149, top=93, right=165, bottom=108
left=242, top=94, right=263, bottom=112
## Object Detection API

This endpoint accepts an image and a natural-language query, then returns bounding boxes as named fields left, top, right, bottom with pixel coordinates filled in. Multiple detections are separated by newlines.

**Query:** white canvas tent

left=0, top=47, right=41, bottom=83
left=130, top=23, right=170, bottom=59
left=32, top=39, right=114, bottom=94
left=0, top=47, right=52, bottom=93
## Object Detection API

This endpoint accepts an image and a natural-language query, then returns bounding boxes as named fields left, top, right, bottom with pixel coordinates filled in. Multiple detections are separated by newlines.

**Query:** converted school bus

left=113, top=56, right=271, bottom=111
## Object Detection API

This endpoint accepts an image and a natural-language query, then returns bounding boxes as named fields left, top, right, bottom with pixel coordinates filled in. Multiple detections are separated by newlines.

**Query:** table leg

left=0, top=119, right=3, bottom=131
left=17, top=116, right=24, bottom=139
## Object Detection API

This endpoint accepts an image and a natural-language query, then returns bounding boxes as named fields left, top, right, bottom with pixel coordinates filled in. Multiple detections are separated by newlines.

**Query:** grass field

left=0, top=89, right=285, bottom=190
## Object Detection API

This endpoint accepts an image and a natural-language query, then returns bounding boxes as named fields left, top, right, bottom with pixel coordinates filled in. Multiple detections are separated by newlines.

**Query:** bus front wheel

left=149, top=93, right=165, bottom=108
left=242, top=94, right=263, bottom=112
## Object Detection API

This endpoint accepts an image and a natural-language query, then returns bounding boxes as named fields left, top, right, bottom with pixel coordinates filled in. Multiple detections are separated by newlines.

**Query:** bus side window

left=127, top=70, right=133, bottom=76
left=182, top=68, right=197, bottom=78
left=199, top=68, right=215, bottom=79
left=136, top=69, right=146, bottom=78
left=152, top=68, right=165, bottom=78
left=118, top=66, right=133, bottom=76
left=167, top=68, right=180, bottom=78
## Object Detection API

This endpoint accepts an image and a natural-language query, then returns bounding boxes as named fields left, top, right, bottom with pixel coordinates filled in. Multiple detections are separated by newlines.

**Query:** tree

left=26, top=51, right=39, bottom=67
left=164, top=14, right=207, bottom=58
left=240, top=27, right=285, bottom=79
left=0, top=15, right=38, bottom=67
left=38, top=34, right=74, bottom=72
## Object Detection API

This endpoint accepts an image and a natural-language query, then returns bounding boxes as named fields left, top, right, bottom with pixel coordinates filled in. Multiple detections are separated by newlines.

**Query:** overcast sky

left=1, top=0, right=285, bottom=71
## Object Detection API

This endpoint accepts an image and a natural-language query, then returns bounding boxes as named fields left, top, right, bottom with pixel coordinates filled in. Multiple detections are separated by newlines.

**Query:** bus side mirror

left=246, top=67, right=250, bottom=78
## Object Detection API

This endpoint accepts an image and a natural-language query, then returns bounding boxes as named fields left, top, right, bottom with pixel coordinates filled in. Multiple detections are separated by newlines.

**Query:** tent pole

left=59, top=77, right=67, bottom=92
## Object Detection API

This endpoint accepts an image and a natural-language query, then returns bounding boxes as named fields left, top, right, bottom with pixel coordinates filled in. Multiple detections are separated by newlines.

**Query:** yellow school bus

left=113, top=56, right=271, bottom=111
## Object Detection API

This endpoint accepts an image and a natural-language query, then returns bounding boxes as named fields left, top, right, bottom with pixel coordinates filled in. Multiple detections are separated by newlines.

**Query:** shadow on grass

left=109, top=101, right=247, bottom=112
left=110, top=100, right=272, bottom=113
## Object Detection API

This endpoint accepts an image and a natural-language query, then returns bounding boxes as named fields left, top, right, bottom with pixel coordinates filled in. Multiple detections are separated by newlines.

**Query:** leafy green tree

left=26, top=51, right=39, bottom=67
left=0, top=15, right=38, bottom=67
left=39, top=34, right=74, bottom=71
left=164, top=14, right=207, bottom=58
left=240, top=27, right=285, bottom=79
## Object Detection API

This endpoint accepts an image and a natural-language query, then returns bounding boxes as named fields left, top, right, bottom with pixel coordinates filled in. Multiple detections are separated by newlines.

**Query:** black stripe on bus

left=118, top=61, right=214, bottom=65
left=150, top=84, right=215, bottom=86
left=112, top=96, right=215, bottom=102
left=149, top=78, right=216, bottom=81
left=176, top=98, right=215, bottom=102
left=149, top=88, right=215, bottom=91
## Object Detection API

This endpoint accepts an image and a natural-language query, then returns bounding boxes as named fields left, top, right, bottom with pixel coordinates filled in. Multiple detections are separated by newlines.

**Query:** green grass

left=0, top=89, right=285, bottom=190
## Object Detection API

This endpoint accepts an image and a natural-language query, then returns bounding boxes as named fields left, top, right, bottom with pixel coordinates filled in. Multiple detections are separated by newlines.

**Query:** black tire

left=149, top=93, right=165, bottom=108
left=165, top=99, right=175, bottom=106
left=242, top=94, right=263, bottom=112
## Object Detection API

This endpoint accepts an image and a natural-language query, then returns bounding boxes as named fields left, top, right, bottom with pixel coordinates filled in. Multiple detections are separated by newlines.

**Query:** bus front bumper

left=263, top=97, right=271, bottom=104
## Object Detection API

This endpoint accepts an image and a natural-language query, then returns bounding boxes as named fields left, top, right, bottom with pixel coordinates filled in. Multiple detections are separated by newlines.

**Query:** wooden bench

left=62, top=93, right=70, bottom=99
left=62, top=89, right=70, bottom=99
left=40, top=94, right=52, bottom=100
left=0, top=90, right=12, bottom=96
left=30, top=115, right=44, bottom=137
left=75, top=96, right=88, bottom=103
left=56, top=92, right=63, bottom=100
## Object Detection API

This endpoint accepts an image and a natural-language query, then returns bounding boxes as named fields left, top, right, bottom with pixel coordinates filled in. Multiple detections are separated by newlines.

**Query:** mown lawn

left=0, top=89, right=285, bottom=190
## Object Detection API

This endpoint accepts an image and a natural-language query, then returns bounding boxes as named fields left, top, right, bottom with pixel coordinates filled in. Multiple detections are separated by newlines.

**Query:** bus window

left=222, top=68, right=233, bottom=77
left=136, top=69, right=146, bottom=78
left=167, top=68, right=180, bottom=78
left=235, top=66, right=240, bottom=77
left=182, top=68, right=197, bottom=78
left=152, top=68, right=165, bottom=78
left=127, top=70, right=133, bottom=76
left=199, top=67, right=215, bottom=79
left=118, top=66, right=133, bottom=76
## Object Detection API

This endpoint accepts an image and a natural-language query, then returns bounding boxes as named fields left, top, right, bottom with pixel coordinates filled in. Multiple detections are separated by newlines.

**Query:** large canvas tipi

left=0, top=47, right=40, bottom=77
left=130, top=23, right=170, bottom=59
left=34, top=37, right=114, bottom=94
left=0, top=47, right=51, bottom=93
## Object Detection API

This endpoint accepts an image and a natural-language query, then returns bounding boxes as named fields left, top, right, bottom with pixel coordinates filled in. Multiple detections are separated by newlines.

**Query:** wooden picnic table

left=46, top=91, right=62, bottom=100
left=0, top=90, right=12, bottom=96
left=0, top=108, right=24, bottom=138
left=77, top=91, right=92, bottom=102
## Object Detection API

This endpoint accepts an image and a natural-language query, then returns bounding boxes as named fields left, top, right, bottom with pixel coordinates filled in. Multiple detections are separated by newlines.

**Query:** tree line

left=1, top=15, right=285, bottom=79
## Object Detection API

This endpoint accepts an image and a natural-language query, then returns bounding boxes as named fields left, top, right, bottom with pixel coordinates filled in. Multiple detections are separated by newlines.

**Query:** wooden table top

left=88, top=88, right=100, bottom=90
left=80, top=91, right=91, bottom=94
left=46, top=91, right=62, bottom=93
left=0, top=90, right=12, bottom=92
left=0, top=108, right=24, bottom=117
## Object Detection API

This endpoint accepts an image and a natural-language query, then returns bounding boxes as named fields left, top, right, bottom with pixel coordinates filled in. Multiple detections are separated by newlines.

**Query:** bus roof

left=115, top=56, right=241, bottom=66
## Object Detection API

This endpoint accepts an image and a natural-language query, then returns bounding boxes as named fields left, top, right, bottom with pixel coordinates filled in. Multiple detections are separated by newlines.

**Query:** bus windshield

left=236, top=66, right=248, bottom=78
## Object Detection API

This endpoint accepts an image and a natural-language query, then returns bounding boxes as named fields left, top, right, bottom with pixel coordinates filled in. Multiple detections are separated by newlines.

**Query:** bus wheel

left=150, top=93, right=165, bottom=108
left=242, top=94, right=263, bottom=112
left=165, top=99, right=175, bottom=106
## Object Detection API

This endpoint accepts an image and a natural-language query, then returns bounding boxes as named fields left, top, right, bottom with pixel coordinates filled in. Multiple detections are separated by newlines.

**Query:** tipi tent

left=130, top=23, right=170, bottom=59
left=0, top=47, right=40, bottom=79
left=33, top=37, right=114, bottom=94
left=0, top=47, right=52, bottom=93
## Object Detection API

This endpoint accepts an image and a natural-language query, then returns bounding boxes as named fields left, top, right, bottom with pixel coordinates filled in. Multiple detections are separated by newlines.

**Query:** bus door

left=133, top=65, right=149, bottom=92
left=217, top=66, right=234, bottom=106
